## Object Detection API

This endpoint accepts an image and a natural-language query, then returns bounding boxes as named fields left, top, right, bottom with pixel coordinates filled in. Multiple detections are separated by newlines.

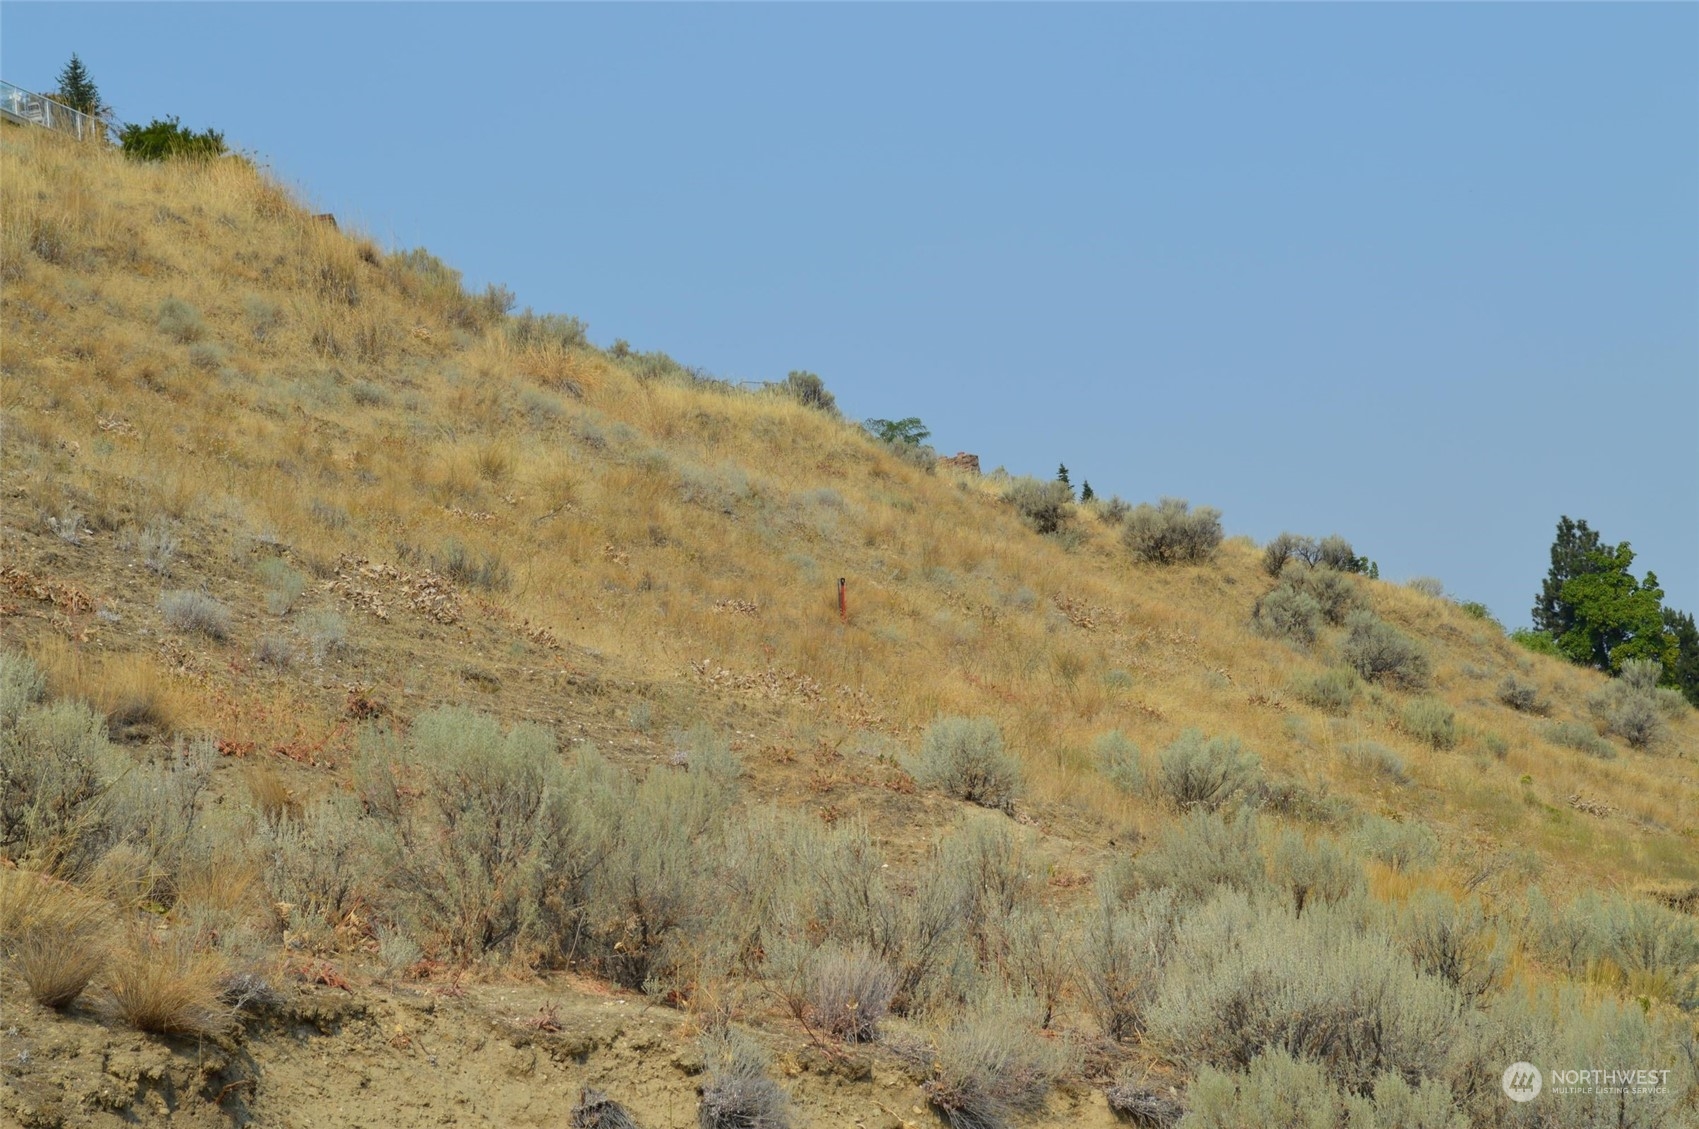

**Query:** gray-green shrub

left=355, top=709, right=614, bottom=965
left=1084, top=885, right=1179, bottom=1041
left=1339, top=611, right=1430, bottom=690
left=1495, top=674, right=1547, bottom=715
left=1521, top=888, right=1699, bottom=1010
left=1181, top=1050, right=1464, bottom=1129
left=1316, top=535, right=1359, bottom=573
left=778, top=370, right=837, bottom=415
left=1289, top=667, right=1359, bottom=716
left=1350, top=815, right=1439, bottom=873
left=1145, top=889, right=1463, bottom=1095
left=922, top=994, right=1075, bottom=1129
left=1401, top=699, right=1458, bottom=750
left=155, top=297, right=205, bottom=343
left=0, top=695, right=121, bottom=876
left=1252, top=585, right=1322, bottom=646
left=698, top=1029, right=790, bottom=1129
left=1268, top=830, right=1362, bottom=916
left=1279, top=562, right=1363, bottom=625
left=1341, top=741, right=1408, bottom=785
left=1136, top=810, right=1267, bottom=905
left=1001, top=477, right=1074, bottom=536
left=1122, top=498, right=1223, bottom=564
left=1155, top=729, right=1260, bottom=812
left=1588, top=659, right=1669, bottom=749
left=257, top=558, right=307, bottom=616
left=1545, top=720, right=1614, bottom=759
left=798, top=943, right=894, bottom=1042
left=159, top=589, right=231, bottom=640
left=1094, top=730, right=1145, bottom=795
left=911, top=717, right=1024, bottom=813
left=1390, top=890, right=1506, bottom=1006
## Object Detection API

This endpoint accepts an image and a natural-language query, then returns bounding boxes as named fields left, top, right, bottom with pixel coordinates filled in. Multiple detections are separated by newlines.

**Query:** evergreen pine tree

left=1056, top=464, right=1070, bottom=487
left=1532, top=516, right=1604, bottom=639
left=1663, top=608, right=1699, bottom=708
left=1080, top=480, right=1095, bottom=502
left=53, top=53, right=106, bottom=117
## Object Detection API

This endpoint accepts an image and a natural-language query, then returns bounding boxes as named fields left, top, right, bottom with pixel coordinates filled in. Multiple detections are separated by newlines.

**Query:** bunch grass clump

left=108, top=928, right=233, bottom=1037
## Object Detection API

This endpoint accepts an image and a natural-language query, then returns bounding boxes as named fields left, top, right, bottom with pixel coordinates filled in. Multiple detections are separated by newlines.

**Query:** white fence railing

left=1, top=80, right=113, bottom=143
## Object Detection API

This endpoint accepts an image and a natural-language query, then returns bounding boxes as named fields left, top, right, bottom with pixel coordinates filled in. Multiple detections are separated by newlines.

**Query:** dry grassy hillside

left=2, top=124, right=1696, bottom=1129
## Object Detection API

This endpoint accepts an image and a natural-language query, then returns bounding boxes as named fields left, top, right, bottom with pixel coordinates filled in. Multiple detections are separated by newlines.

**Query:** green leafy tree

left=119, top=117, right=226, bottom=162
left=1663, top=608, right=1699, bottom=708
left=865, top=417, right=930, bottom=446
left=1552, top=543, right=1674, bottom=674
left=53, top=53, right=108, bottom=117
left=1532, top=516, right=1605, bottom=639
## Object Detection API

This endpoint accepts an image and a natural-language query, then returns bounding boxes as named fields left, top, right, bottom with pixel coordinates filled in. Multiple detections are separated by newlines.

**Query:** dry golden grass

left=2, top=121, right=1695, bottom=922
left=27, top=637, right=185, bottom=735
left=107, top=926, right=233, bottom=1037
left=13, top=925, right=107, bottom=1009
left=241, top=761, right=300, bottom=827
left=0, top=867, right=111, bottom=1009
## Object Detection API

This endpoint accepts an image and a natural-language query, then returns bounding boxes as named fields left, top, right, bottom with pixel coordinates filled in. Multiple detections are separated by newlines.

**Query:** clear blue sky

left=6, top=3, right=1695, bottom=627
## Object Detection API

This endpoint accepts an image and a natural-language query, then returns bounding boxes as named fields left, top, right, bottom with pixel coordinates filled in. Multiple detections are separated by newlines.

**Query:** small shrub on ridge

left=1122, top=498, right=1223, bottom=564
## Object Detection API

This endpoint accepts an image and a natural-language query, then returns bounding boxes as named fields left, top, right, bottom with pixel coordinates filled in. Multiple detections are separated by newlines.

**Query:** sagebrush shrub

left=1001, top=477, right=1074, bottom=536
left=1279, top=562, right=1362, bottom=625
left=356, top=709, right=613, bottom=965
left=911, top=717, right=1024, bottom=813
left=802, top=943, right=895, bottom=1042
left=1544, top=721, right=1614, bottom=759
left=1084, top=886, right=1179, bottom=1042
left=1261, top=532, right=1318, bottom=577
left=159, top=589, right=231, bottom=640
left=1268, top=830, right=1362, bottom=916
left=778, top=370, right=837, bottom=415
left=1146, top=889, right=1462, bottom=1096
left=1155, top=730, right=1260, bottom=812
left=1340, top=611, right=1431, bottom=690
left=1136, top=810, right=1267, bottom=905
left=922, top=994, right=1074, bottom=1129
left=1253, top=584, right=1322, bottom=646
left=1495, top=674, right=1546, bottom=715
left=1094, top=730, right=1145, bottom=795
left=257, top=558, right=306, bottom=616
left=155, top=296, right=205, bottom=343
left=1316, top=534, right=1359, bottom=573
left=698, top=1029, right=790, bottom=1129
left=1401, top=699, right=1458, bottom=750
left=1182, top=1050, right=1465, bottom=1129
left=1521, top=888, right=1699, bottom=1010
left=1391, top=890, right=1506, bottom=1006
left=1350, top=815, right=1439, bottom=872
left=0, top=696, right=121, bottom=876
left=1289, top=667, right=1358, bottom=716
left=1588, top=660, right=1668, bottom=749
left=1122, top=498, right=1223, bottom=564
left=1342, top=741, right=1409, bottom=785
left=1406, top=576, right=1445, bottom=598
